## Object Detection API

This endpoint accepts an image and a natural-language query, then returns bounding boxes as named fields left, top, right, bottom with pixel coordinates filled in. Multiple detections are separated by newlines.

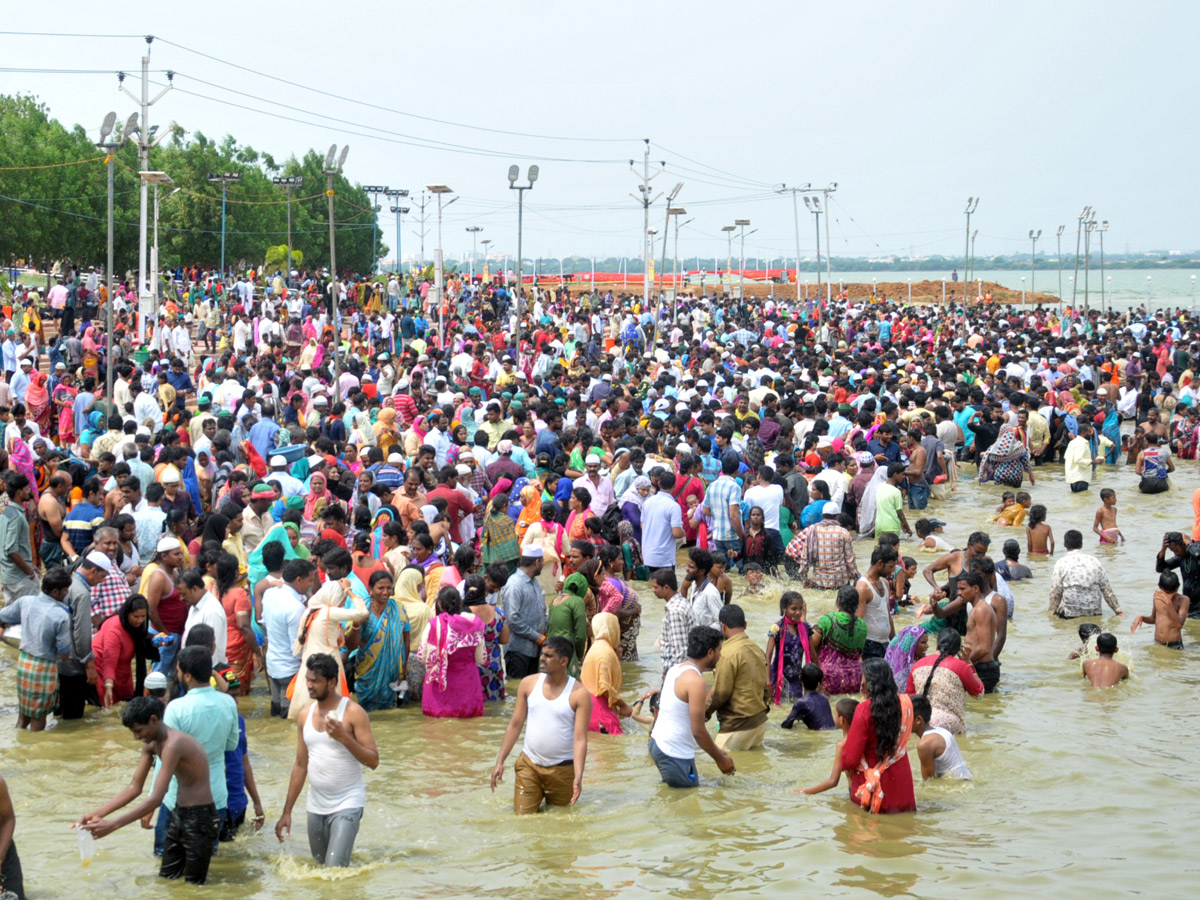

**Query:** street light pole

left=963, top=197, right=979, bottom=305
left=508, top=165, right=539, bottom=312
left=721, top=226, right=736, bottom=298
left=735, top=218, right=751, bottom=301
left=1071, top=205, right=1092, bottom=308
left=821, top=183, right=837, bottom=301
left=1056, top=225, right=1065, bottom=308
left=804, top=197, right=823, bottom=304
left=323, top=144, right=349, bottom=381
left=362, top=185, right=389, bottom=276
left=98, top=112, right=120, bottom=399
left=1096, top=220, right=1109, bottom=311
left=656, top=183, right=683, bottom=336
left=427, top=184, right=456, bottom=345
left=206, top=172, right=242, bottom=279
left=384, top=188, right=409, bottom=280
left=1029, top=229, right=1041, bottom=303
left=272, top=176, right=304, bottom=289
left=465, top=226, right=483, bottom=283
left=777, top=183, right=811, bottom=307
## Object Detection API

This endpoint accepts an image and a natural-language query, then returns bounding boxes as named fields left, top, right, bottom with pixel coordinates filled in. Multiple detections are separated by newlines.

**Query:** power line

left=0, top=30, right=144, bottom=38
left=155, top=37, right=639, bottom=146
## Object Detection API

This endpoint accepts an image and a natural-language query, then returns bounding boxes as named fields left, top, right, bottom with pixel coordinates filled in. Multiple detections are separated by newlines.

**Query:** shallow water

left=4, top=460, right=1200, bottom=898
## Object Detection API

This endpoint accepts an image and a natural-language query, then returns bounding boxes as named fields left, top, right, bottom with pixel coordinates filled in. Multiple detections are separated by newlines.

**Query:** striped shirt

left=703, top=475, right=743, bottom=542
left=64, top=502, right=105, bottom=556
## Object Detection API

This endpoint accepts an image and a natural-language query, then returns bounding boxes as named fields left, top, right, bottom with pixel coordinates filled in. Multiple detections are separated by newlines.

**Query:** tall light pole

left=1056, top=224, right=1065, bottom=307
left=508, top=165, right=539, bottom=310
left=465, top=226, right=483, bottom=283
left=117, top=38, right=173, bottom=342
left=323, top=144, right=349, bottom=379
left=362, top=185, right=389, bottom=276
left=721, top=225, right=736, bottom=297
left=630, top=141, right=665, bottom=306
left=480, top=239, right=492, bottom=281
left=971, top=230, right=979, bottom=299
left=139, top=170, right=174, bottom=328
left=427, top=184, right=456, bottom=345
left=804, top=197, right=823, bottom=304
left=1071, top=205, right=1092, bottom=307
left=384, top=188, right=409, bottom=276
left=736, top=219, right=753, bottom=301
left=1029, top=229, right=1041, bottom=303
left=98, top=111, right=120, bottom=399
left=669, top=208, right=689, bottom=322
left=655, top=182, right=683, bottom=335
left=272, top=175, right=303, bottom=289
left=777, top=183, right=812, bottom=307
left=206, top=172, right=242, bottom=280
left=819, top=183, right=837, bottom=301
left=1084, top=215, right=1098, bottom=311
left=963, top=197, right=979, bottom=303
left=1096, top=220, right=1109, bottom=311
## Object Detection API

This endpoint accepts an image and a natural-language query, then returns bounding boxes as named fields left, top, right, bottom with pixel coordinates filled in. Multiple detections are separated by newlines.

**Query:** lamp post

left=971, top=230, right=979, bottom=299
left=1056, top=225, right=1065, bottom=307
left=1071, top=205, right=1092, bottom=307
left=1029, top=229, right=1041, bottom=303
left=819, top=183, right=837, bottom=301
left=1021, top=276, right=1026, bottom=304
left=98, top=112, right=122, bottom=399
left=361, top=185, right=389, bottom=276
left=272, top=175, right=304, bottom=289
left=323, top=144, right=349, bottom=379
left=804, top=196, right=823, bottom=304
left=427, top=184, right=456, bottom=345
left=721, top=225, right=736, bottom=297
left=206, top=172, right=242, bottom=280
left=654, top=183, right=683, bottom=335
left=1083, top=215, right=1098, bottom=311
left=670, top=210, right=690, bottom=321
left=777, top=183, right=812, bottom=305
left=465, top=226, right=483, bottom=283
left=138, top=170, right=174, bottom=328
left=1095, top=220, right=1109, bottom=311
left=963, top=197, right=979, bottom=300
left=480, top=239, right=492, bottom=281
left=735, top=218, right=751, bottom=301
left=384, top=188, right=409, bottom=277
left=508, top=165, right=539, bottom=312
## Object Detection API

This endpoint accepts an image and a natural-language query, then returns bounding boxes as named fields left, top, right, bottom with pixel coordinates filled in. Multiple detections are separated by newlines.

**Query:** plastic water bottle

left=77, top=827, right=95, bottom=868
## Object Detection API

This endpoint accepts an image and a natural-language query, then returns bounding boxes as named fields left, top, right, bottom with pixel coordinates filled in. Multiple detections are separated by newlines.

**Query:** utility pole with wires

left=411, top=190, right=431, bottom=270
left=118, top=35, right=173, bottom=343
left=384, top=188, right=410, bottom=280
left=630, top=140, right=665, bottom=308
left=777, top=183, right=811, bottom=304
left=656, top=183, right=683, bottom=337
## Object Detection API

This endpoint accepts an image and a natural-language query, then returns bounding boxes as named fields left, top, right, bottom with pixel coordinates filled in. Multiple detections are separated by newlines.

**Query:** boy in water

left=800, top=698, right=858, bottom=794
left=996, top=539, right=1032, bottom=581
left=76, top=696, right=219, bottom=884
left=743, top=562, right=765, bottom=594
left=914, top=518, right=952, bottom=553
left=781, top=663, right=835, bottom=731
left=1092, top=488, right=1124, bottom=544
left=910, top=695, right=971, bottom=780
left=1082, top=633, right=1129, bottom=687
left=1131, top=571, right=1188, bottom=649
left=995, top=491, right=1030, bottom=527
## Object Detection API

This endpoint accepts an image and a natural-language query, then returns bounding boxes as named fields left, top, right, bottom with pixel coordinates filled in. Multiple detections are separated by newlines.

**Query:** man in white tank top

left=911, top=695, right=972, bottom=780
left=650, top=626, right=736, bottom=788
left=857, top=545, right=898, bottom=659
left=274, top=653, right=379, bottom=867
left=491, top=637, right=592, bottom=814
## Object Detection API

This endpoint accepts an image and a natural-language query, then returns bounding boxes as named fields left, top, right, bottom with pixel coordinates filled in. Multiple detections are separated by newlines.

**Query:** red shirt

left=393, top=393, right=420, bottom=427
left=425, top=484, right=474, bottom=543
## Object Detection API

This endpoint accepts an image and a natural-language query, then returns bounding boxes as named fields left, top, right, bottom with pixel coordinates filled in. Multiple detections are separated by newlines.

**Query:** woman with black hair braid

left=840, top=658, right=916, bottom=814
left=906, top=629, right=984, bottom=735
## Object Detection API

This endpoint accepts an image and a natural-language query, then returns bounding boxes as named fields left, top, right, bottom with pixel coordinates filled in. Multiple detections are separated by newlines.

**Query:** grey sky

left=2, top=0, right=1196, bottom=267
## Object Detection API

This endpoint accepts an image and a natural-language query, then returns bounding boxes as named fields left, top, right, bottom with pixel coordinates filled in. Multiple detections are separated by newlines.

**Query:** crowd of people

left=0, top=260, right=1195, bottom=891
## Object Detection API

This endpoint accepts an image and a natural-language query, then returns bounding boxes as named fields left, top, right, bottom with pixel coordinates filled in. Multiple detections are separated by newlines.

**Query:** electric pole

left=630, top=140, right=664, bottom=306
left=411, top=190, right=430, bottom=270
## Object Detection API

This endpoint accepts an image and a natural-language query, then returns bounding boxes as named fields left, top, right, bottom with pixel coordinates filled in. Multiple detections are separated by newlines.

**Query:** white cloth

left=303, top=696, right=366, bottom=814
left=182, top=590, right=229, bottom=667
left=521, top=674, right=578, bottom=766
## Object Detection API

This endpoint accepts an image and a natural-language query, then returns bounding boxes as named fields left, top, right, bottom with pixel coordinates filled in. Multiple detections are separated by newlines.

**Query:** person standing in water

left=76, top=696, right=218, bottom=885
left=910, top=695, right=971, bottom=780
left=1083, top=633, right=1129, bottom=687
left=490, top=637, right=592, bottom=814
left=275, top=653, right=379, bottom=868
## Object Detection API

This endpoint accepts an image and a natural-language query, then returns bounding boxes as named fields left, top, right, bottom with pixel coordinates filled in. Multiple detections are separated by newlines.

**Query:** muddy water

left=3, top=463, right=1200, bottom=898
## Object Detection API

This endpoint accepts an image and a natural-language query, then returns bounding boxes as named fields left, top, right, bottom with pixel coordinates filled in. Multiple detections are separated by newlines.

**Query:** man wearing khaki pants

left=705, top=604, right=770, bottom=751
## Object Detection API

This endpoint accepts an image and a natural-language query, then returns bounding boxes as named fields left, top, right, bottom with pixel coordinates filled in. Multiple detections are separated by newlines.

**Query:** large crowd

left=0, top=261, right=1196, bottom=891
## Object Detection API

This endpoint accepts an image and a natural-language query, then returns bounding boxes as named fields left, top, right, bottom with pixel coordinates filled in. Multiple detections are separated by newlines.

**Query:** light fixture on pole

left=734, top=219, right=751, bottom=301
left=971, top=230, right=979, bottom=300
left=777, top=183, right=812, bottom=306
left=272, top=175, right=304, bottom=289
left=465, top=226, right=483, bottom=283
left=508, top=164, right=539, bottom=311
left=963, top=197, right=979, bottom=302
left=1083, top=215, right=1098, bottom=310
left=98, top=111, right=122, bottom=400
left=427, top=184, right=457, bottom=344
left=384, top=188, right=410, bottom=280
left=206, top=171, right=242, bottom=279
left=324, top=144, right=349, bottom=379
left=804, top=197, right=823, bottom=304
left=1095, top=220, right=1109, bottom=311
left=655, top=182, right=683, bottom=337
left=721, top=225, right=737, bottom=296
left=668, top=209, right=690, bottom=322
left=362, top=185, right=390, bottom=276
left=1071, top=205, right=1092, bottom=307
left=819, top=183, right=837, bottom=301
left=139, top=170, right=173, bottom=326
left=1056, top=224, right=1065, bottom=306
left=1029, top=229, right=1041, bottom=302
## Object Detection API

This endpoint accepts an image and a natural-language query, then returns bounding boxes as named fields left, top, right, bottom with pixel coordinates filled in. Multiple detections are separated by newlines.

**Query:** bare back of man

left=1083, top=655, right=1129, bottom=688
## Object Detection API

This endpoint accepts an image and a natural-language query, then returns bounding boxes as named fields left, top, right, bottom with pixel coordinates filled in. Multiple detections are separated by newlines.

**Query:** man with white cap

left=572, top=453, right=616, bottom=518
left=268, top=456, right=306, bottom=498
left=144, top=536, right=189, bottom=677
left=10, top=356, right=32, bottom=404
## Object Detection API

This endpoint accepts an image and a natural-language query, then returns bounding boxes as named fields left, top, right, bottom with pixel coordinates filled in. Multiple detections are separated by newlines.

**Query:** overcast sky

left=2, top=0, right=1196, bottom=267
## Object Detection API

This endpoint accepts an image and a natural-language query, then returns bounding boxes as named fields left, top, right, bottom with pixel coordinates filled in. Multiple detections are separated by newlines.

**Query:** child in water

left=781, top=663, right=835, bottom=730
left=1026, top=504, right=1054, bottom=555
left=766, top=592, right=813, bottom=703
left=743, top=562, right=765, bottom=594
left=995, top=491, right=1031, bottom=527
left=1131, top=570, right=1188, bottom=649
left=1083, top=633, right=1130, bottom=687
left=914, top=518, right=952, bottom=553
left=1092, top=488, right=1124, bottom=544
left=996, top=539, right=1032, bottom=581
left=800, top=698, right=860, bottom=794
left=891, top=556, right=920, bottom=610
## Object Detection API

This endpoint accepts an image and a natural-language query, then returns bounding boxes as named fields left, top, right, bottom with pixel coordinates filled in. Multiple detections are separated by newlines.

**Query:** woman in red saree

left=52, top=373, right=78, bottom=445
left=25, top=371, right=51, bottom=436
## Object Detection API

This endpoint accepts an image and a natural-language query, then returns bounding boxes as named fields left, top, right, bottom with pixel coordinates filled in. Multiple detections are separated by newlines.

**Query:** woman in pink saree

left=418, top=586, right=485, bottom=718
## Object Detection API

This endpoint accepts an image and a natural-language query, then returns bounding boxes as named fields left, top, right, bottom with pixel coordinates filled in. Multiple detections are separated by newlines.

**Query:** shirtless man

left=1082, top=633, right=1129, bottom=687
left=36, top=472, right=71, bottom=568
left=969, top=556, right=1009, bottom=659
left=959, top=571, right=1000, bottom=693
left=1131, top=571, right=1188, bottom=649
left=76, top=696, right=219, bottom=884
left=921, top=531, right=990, bottom=632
